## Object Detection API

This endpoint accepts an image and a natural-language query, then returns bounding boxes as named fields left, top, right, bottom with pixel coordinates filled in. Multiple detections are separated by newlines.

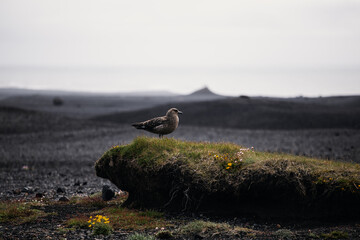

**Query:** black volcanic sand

left=95, top=96, right=360, bottom=130
left=1, top=108, right=360, bottom=239
left=1, top=117, right=359, bottom=199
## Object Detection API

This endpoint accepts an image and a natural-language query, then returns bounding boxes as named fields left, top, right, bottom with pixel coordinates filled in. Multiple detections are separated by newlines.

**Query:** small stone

left=35, top=193, right=44, bottom=198
left=116, top=190, right=126, bottom=197
left=13, top=189, right=21, bottom=195
left=22, top=186, right=34, bottom=194
left=82, top=181, right=87, bottom=186
left=74, top=181, right=80, bottom=186
left=57, top=187, right=65, bottom=193
left=58, top=196, right=69, bottom=202
left=102, top=185, right=115, bottom=201
left=156, top=230, right=173, bottom=239
left=21, top=165, right=29, bottom=171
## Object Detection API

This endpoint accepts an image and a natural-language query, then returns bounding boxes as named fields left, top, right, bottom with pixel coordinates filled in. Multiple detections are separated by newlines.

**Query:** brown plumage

left=132, top=108, right=183, bottom=138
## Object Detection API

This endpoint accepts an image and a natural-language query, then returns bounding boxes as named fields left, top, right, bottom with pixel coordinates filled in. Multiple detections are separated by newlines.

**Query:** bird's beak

left=178, top=111, right=183, bottom=114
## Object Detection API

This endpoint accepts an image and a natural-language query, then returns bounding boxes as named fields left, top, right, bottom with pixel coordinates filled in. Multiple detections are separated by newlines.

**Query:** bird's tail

left=132, top=122, right=145, bottom=129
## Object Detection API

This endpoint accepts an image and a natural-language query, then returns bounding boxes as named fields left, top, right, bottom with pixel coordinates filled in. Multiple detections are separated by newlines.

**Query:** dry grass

left=93, top=206, right=171, bottom=231
left=72, top=193, right=107, bottom=209
left=63, top=196, right=169, bottom=232
left=0, top=201, right=48, bottom=224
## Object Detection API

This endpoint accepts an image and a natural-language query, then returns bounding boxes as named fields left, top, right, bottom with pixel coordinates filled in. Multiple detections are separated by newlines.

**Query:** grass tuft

left=274, top=229, right=294, bottom=239
left=177, top=220, right=257, bottom=238
left=126, top=233, right=156, bottom=240
left=320, top=231, right=349, bottom=239
left=92, top=222, right=112, bottom=236
left=65, top=216, right=89, bottom=229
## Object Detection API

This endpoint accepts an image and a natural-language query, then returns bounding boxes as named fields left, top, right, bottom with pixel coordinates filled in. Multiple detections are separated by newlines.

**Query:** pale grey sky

left=0, top=0, right=359, bottom=96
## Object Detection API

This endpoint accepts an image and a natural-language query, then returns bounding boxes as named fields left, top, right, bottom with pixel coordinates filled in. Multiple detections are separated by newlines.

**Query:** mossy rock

left=95, top=137, right=360, bottom=219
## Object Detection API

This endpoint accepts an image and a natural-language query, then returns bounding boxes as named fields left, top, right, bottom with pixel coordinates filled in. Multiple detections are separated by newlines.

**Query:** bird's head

left=166, top=108, right=183, bottom=116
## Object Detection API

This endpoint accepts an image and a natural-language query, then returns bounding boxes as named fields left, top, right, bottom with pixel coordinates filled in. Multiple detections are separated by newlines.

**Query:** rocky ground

left=1, top=116, right=360, bottom=239
left=1, top=194, right=360, bottom=240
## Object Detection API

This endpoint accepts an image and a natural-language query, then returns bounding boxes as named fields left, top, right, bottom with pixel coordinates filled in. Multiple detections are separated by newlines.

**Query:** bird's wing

left=132, top=116, right=168, bottom=130
left=142, top=116, right=168, bottom=130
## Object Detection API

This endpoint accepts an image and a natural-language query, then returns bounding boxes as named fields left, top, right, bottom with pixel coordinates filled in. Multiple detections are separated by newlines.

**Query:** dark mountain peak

left=189, top=86, right=218, bottom=96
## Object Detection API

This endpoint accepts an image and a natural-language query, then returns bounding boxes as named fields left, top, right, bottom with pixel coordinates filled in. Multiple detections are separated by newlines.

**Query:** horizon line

left=1, top=86, right=359, bottom=99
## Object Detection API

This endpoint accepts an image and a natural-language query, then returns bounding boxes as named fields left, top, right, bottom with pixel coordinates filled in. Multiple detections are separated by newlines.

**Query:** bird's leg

left=159, top=134, right=163, bottom=138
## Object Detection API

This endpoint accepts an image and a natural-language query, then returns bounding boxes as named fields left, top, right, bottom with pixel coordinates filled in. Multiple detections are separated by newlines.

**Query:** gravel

left=1, top=120, right=360, bottom=239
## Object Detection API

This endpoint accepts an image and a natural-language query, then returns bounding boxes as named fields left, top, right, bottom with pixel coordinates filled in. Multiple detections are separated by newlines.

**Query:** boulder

left=102, top=185, right=115, bottom=201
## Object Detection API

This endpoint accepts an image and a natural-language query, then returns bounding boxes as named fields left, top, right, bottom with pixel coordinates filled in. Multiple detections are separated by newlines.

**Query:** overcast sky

left=0, top=0, right=359, bottom=96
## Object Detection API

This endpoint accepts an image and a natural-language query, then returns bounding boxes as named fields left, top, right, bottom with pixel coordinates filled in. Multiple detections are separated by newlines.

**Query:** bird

left=132, top=108, right=183, bottom=138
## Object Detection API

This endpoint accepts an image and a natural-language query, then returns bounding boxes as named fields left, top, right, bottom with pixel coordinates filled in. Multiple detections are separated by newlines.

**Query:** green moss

left=100, top=136, right=250, bottom=170
left=100, top=136, right=360, bottom=189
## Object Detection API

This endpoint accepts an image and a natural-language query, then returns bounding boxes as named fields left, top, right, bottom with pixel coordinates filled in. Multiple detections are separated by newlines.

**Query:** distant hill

left=185, top=86, right=225, bottom=100
left=94, top=96, right=360, bottom=129
left=0, top=87, right=227, bottom=118
left=189, top=86, right=221, bottom=96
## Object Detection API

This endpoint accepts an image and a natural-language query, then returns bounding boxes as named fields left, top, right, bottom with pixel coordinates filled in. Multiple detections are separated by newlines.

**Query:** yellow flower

left=105, top=221, right=110, bottom=224
left=89, top=225, right=92, bottom=228
left=226, top=167, right=230, bottom=169
left=90, top=216, right=92, bottom=219
left=227, top=163, right=232, bottom=166
left=87, top=220, right=91, bottom=223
